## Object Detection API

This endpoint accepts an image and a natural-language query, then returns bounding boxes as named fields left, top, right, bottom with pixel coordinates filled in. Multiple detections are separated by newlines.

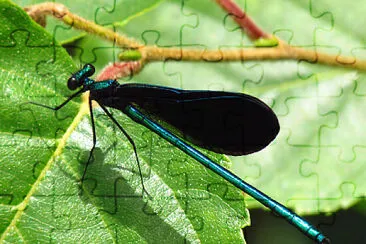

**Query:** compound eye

left=83, top=63, right=95, bottom=77
left=67, top=76, right=79, bottom=90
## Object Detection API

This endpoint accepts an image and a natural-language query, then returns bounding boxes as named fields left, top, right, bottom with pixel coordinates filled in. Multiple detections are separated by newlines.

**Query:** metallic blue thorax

left=85, top=78, right=117, bottom=90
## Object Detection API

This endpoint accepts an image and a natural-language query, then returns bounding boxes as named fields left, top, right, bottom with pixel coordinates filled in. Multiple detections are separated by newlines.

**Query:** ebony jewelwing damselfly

left=30, top=64, right=330, bottom=243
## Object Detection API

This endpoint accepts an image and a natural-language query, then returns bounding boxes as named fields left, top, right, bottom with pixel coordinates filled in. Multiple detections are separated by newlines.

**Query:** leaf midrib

left=0, top=95, right=89, bottom=242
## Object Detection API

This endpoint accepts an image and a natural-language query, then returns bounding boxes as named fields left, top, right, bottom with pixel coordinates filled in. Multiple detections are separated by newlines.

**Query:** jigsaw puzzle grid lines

left=1, top=0, right=365, bottom=243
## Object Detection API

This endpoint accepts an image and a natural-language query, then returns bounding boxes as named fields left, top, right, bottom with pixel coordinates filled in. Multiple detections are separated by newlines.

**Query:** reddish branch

left=215, top=0, right=269, bottom=40
left=96, top=61, right=143, bottom=81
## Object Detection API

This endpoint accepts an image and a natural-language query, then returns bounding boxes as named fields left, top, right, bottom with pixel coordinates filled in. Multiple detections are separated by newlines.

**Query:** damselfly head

left=67, top=64, right=96, bottom=90
left=83, top=64, right=95, bottom=77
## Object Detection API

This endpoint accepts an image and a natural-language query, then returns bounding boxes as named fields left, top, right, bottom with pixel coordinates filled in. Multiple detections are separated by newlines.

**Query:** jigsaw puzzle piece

left=298, top=75, right=366, bottom=210
left=28, top=161, right=113, bottom=243
left=300, top=148, right=365, bottom=212
left=114, top=0, right=207, bottom=88
left=164, top=153, right=247, bottom=242
left=71, top=124, right=193, bottom=242
left=0, top=3, right=71, bottom=216
left=94, top=0, right=163, bottom=26
left=116, top=0, right=196, bottom=47
left=0, top=109, right=54, bottom=206
left=308, top=1, right=366, bottom=65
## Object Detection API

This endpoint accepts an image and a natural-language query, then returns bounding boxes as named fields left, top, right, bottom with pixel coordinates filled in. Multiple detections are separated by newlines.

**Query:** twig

left=139, top=45, right=365, bottom=70
left=25, top=2, right=366, bottom=75
left=25, top=2, right=142, bottom=48
left=215, top=0, right=269, bottom=40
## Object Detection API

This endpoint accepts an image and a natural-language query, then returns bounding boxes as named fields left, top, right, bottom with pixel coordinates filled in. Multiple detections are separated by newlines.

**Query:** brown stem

left=25, top=3, right=366, bottom=72
left=25, top=2, right=142, bottom=48
left=141, top=44, right=365, bottom=70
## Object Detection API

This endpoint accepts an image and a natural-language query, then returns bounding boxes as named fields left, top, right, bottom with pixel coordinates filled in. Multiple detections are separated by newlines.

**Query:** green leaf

left=0, top=0, right=248, bottom=243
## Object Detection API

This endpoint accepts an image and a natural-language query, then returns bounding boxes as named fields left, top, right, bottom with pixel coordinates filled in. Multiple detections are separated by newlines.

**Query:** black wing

left=92, top=83, right=280, bottom=156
